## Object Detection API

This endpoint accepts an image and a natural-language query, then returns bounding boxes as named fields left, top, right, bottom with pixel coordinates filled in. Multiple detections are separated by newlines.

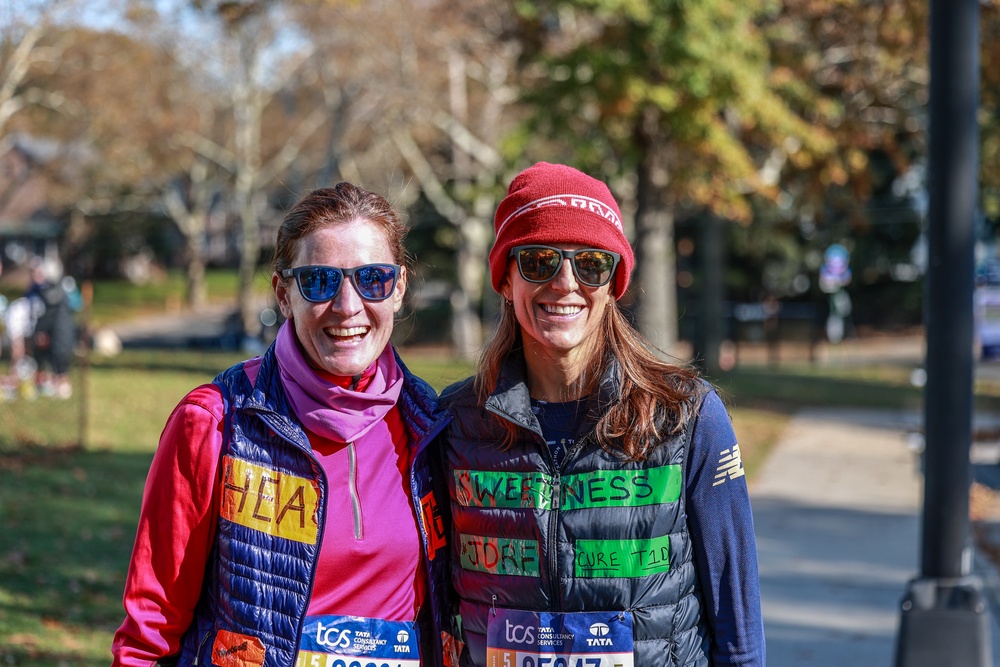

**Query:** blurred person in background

left=439, top=163, right=765, bottom=667
left=1, top=294, right=37, bottom=401
left=0, top=250, right=41, bottom=401
left=112, top=184, right=455, bottom=667
left=26, top=257, right=77, bottom=399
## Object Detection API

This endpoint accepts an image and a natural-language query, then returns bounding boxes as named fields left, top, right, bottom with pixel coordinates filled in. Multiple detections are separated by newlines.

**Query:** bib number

left=486, top=609, right=634, bottom=667
left=296, top=615, right=419, bottom=667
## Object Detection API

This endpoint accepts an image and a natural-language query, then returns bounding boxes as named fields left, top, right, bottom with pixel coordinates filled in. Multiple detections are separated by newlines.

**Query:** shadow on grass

left=0, top=442, right=152, bottom=666
left=713, top=367, right=1000, bottom=413
left=89, top=348, right=248, bottom=376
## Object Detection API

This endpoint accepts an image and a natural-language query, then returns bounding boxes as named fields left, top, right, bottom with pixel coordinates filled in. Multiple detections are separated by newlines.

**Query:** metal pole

left=78, top=280, right=93, bottom=449
left=923, top=0, right=980, bottom=583
left=894, top=0, right=989, bottom=664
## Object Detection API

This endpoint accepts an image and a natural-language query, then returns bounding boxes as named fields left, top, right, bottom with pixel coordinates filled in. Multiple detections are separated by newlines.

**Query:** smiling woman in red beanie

left=439, top=162, right=765, bottom=667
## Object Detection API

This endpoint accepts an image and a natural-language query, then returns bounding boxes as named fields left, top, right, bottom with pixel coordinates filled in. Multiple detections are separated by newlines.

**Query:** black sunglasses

left=509, top=245, right=621, bottom=287
left=281, top=264, right=400, bottom=303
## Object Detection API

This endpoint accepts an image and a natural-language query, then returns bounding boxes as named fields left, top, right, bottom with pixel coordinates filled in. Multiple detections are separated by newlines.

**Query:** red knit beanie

left=489, top=162, right=634, bottom=299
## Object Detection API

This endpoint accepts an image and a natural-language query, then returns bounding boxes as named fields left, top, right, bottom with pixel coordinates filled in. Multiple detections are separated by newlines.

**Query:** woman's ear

left=273, top=272, right=294, bottom=320
left=499, top=261, right=516, bottom=302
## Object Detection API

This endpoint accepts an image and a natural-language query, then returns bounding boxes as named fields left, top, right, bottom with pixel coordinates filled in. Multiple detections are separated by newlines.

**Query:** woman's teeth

left=328, top=326, right=368, bottom=337
left=542, top=304, right=583, bottom=315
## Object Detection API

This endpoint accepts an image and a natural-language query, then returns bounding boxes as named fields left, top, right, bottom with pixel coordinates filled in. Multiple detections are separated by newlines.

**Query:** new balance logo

left=713, top=444, right=746, bottom=486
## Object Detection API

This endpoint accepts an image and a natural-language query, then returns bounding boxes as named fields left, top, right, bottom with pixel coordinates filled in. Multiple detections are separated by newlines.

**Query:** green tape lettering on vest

left=459, top=533, right=540, bottom=577
left=560, top=465, right=682, bottom=510
left=453, top=469, right=554, bottom=509
left=574, top=534, right=672, bottom=578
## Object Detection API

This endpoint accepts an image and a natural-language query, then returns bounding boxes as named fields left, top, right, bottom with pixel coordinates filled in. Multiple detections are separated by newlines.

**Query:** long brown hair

left=474, top=299, right=702, bottom=461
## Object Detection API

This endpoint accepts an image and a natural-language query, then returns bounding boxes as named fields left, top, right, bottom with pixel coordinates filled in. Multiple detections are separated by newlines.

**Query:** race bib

left=296, top=615, right=420, bottom=667
left=486, top=609, right=634, bottom=667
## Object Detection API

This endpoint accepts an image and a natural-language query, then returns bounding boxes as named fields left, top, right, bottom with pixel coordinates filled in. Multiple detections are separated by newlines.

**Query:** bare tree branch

left=431, top=110, right=502, bottom=170
left=0, top=21, right=47, bottom=126
left=173, top=131, right=238, bottom=173
left=389, top=124, right=466, bottom=225
left=258, top=106, right=327, bottom=184
left=20, top=87, right=83, bottom=115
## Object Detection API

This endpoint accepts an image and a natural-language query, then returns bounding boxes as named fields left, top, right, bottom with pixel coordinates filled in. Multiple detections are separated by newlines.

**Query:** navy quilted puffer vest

left=176, top=348, right=326, bottom=667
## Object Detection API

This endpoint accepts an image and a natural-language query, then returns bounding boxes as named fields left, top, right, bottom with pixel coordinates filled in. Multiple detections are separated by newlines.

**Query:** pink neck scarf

left=275, top=321, right=403, bottom=443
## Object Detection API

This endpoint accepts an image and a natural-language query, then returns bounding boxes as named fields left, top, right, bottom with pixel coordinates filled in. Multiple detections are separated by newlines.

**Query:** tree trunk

left=452, top=216, right=489, bottom=359
left=633, top=122, right=678, bottom=353
left=236, top=188, right=261, bottom=338
left=162, top=165, right=214, bottom=314
left=185, top=228, right=208, bottom=311
left=233, top=29, right=263, bottom=341
left=449, top=52, right=481, bottom=359
left=694, top=215, right=725, bottom=373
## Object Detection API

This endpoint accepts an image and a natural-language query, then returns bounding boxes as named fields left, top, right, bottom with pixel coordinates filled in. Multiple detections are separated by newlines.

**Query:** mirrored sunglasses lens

left=573, top=251, right=616, bottom=285
left=353, top=265, right=396, bottom=300
left=299, top=267, right=342, bottom=301
left=518, top=248, right=561, bottom=282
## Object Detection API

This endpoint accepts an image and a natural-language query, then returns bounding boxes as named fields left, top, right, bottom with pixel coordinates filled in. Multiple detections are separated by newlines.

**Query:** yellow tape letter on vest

left=220, top=455, right=320, bottom=544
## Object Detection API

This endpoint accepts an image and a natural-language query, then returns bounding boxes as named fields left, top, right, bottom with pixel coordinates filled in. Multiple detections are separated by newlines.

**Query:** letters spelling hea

left=221, top=456, right=319, bottom=543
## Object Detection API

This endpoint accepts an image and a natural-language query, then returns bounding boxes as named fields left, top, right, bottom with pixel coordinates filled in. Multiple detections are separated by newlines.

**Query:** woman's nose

left=329, top=277, right=364, bottom=314
left=549, top=259, right=579, bottom=292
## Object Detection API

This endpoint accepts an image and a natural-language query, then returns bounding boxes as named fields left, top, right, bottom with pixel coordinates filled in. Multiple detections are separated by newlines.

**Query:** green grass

left=713, top=362, right=1000, bottom=413
left=0, top=373, right=86, bottom=448
left=84, top=350, right=248, bottom=450
left=0, top=351, right=238, bottom=666
left=0, top=444, right=149, bottom=666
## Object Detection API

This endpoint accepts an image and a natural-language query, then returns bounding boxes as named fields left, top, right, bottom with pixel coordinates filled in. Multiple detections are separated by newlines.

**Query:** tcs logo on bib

left=505, top=619, right=535, bottom=645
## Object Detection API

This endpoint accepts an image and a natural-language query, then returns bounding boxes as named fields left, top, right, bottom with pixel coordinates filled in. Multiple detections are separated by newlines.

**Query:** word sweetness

left=220, top=455, right=320, bottom=544
left=454, top=465, right=681, bottom=511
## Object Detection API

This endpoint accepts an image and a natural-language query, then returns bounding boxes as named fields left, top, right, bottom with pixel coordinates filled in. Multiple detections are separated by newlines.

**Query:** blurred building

left=0, top=134, right=65, bottom=285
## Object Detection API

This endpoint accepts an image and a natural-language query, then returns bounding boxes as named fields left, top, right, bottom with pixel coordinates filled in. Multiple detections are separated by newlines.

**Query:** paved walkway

left=104, top=304, right=241, bottom=349
left=751, top=407, right=1000, bottom=665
